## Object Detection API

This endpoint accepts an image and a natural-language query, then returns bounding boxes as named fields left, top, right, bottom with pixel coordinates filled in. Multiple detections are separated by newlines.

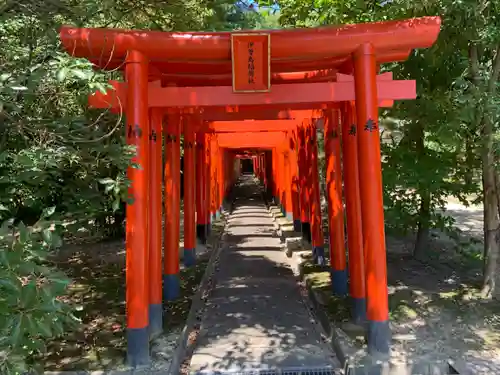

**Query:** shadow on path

left=188, top=176, right=339, bottom=373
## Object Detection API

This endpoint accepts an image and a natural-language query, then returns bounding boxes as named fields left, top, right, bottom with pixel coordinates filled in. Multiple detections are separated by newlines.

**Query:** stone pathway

left=188, top=176, right=339, bottom=374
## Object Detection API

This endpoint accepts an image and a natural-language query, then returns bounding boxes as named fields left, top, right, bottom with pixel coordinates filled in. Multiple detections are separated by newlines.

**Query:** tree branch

left=469, top=44, right=481, bottom=87
left=469, top=43, right=485, bottom=134
left=487, top=45, right=500, bottom=93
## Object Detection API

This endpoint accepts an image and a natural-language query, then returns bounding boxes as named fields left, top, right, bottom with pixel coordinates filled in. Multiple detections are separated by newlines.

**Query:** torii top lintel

left=60, top=16, right=441, bottom=86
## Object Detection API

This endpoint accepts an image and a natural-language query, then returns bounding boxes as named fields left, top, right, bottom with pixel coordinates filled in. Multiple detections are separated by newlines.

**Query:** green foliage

left=279, top=0, right=498, bottom=254
left=207, top=1, right=282, bottom=30
left=0, top=211, right=80, bottom=374
left=0, top=16, right=129, bottom=370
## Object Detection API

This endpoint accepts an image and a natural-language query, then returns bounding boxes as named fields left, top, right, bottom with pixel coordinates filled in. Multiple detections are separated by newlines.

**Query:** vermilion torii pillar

left=354, top=43, right=391, bottom=355
left=123, top=50, right=150, bottom=366
left=183, top=117, right=197, bottom=267
left=209, top=135, right=217, bottom=223
left=307, top=120, right=326, bottom=266
left=204, top=133, right=212, bottom=237
left=297, top=125, right=311, bottom=243
left=282, top=143, right=294, bottom=221
left=60, top=16, right=441, bottom=364
left=324, top=109, right=348, bottom=296
left=163, top=114, right=181, bottom=302
left=287, top=130, right=301, bottom=232
left=341, top=102, right=366, bottom=324
left=196, top=131, right=208, bottom=244
left=148, top=109, right=163, bottom=338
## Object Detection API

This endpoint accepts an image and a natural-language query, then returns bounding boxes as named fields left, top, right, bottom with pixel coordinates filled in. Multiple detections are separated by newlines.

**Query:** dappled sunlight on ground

left=42, top=244, right=127, bottom=371
left=302, top=254, right=500, bottom=371
left=39, top=213, right=225, bottom=372
left=305, top=198, right=500, bottom=372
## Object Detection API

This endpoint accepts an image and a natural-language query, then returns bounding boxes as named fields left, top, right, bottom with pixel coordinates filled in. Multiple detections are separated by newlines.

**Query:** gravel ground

left=385, top=202, right=499, bottom=374
left=43, top=209, right=226, bottom=372
left=316, top=199, right=500, bottom=374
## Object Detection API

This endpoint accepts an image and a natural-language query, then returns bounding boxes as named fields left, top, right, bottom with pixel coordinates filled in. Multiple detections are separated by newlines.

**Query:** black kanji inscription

left=299, top=137, right=305, bottom=147
left=247, top=42, right=255, bottom=84
left=348, top=125, right=356, bottom=136
left=128, top=124, right=143, bottom=139
left=149, top=129, right=157, bottom=142
left=185, top=141, right=195, bottom=149
left=166, top=134, right=177, bottom=143
left=364, top=118, right=378, bottom=132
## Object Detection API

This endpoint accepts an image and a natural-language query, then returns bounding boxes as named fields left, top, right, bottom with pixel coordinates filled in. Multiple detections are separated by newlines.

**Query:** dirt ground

left=384, top=202, right=500, bottom=373
left=40, top=238, right=211, bottom=372
left=305, top=200, right=500, bottom=374
left=42, top=239, right=128, bottom=371
left=39, top=211, right=225, bottom=372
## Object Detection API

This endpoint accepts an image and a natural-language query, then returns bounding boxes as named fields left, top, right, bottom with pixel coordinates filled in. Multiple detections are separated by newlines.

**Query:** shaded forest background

left=0, top=0, right=499, bottom=373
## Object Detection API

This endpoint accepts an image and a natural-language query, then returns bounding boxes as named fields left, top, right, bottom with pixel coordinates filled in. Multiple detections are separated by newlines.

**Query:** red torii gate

left=87, top=73, right=405, bottom=110
left=59, top=16, right=441, bottom=366
left=207, top=120, right=297, bottom=133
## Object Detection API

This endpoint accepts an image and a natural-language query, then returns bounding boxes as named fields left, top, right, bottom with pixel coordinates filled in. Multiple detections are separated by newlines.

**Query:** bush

left=0, top=208, right=79, bottom=375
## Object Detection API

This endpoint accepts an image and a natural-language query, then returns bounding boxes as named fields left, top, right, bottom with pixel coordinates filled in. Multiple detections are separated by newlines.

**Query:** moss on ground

left=164, top=258, right=210, bottom=331
left=301, top=260, right=351, bottom=324
left=301, top=256, right=500, bottom=351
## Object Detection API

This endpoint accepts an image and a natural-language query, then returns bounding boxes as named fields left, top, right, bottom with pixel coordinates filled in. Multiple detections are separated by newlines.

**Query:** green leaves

left=41, top=206, right=56, bottom=219
left=56, top=67, right=69, bottom=82
left=0, top=217, right=77, bottom=374
left=55, top=59, right=95, bottom=83
left=98, top=175, right=130, bottom=213
left=279, top=0, right=495, bottom=262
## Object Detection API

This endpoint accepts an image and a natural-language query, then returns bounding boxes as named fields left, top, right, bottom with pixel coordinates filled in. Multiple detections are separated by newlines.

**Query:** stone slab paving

left=189, top=176, right=339, bottom=374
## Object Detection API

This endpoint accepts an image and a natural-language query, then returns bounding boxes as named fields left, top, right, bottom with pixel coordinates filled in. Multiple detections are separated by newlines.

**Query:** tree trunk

left=414, top=193, right=431, bottom=260
left=411, top=121, right=431, bottom=260
left=464, top=136, right=475, bottom=187
left=469, top=44, right=500, bottom=298
left=480, top=129, right=500, bottom=298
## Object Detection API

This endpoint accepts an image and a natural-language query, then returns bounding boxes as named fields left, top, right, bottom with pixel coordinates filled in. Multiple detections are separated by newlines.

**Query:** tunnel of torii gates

left=59, top=15, right=441, bottom=366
